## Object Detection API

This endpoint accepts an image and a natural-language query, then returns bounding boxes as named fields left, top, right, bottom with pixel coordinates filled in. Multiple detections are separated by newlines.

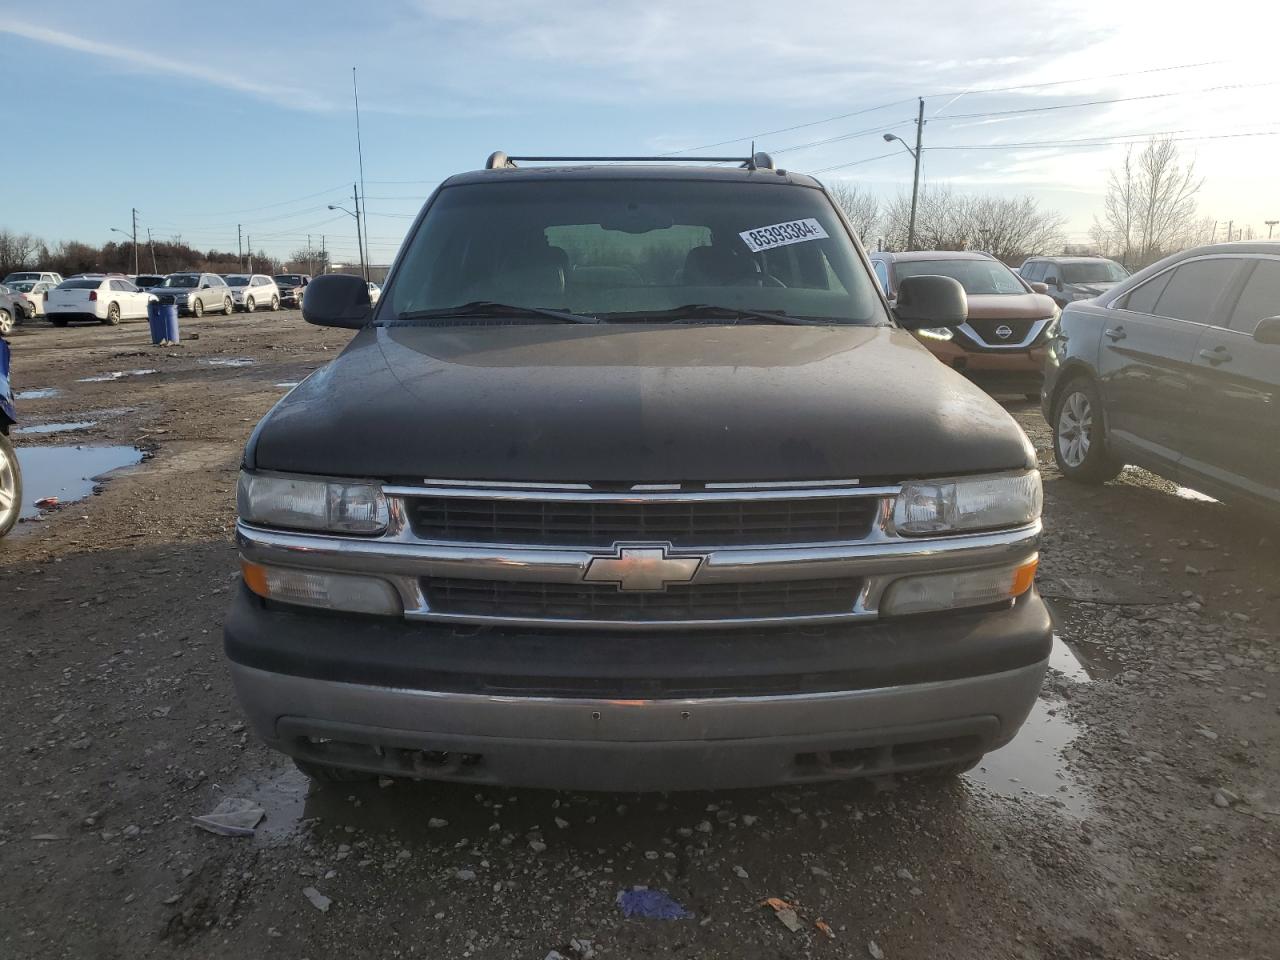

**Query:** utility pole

left=1267, top=220, right=1277, bottom=239
left=237, top=224, right=244, bottom=270
left=353, top=183, right=368, bottom=282
left=1226, top=220, right=1234, bottom=243
left=353, top=67, right=369, bottom=283
left=908, top=97, right=924, bottom=252
left=307, top=234, right=313, bottom=276
left=246, top=235, right=252, bottom=273
left=131, top=207, right=139, bottom=276
left=147, top=227, right=158, bottom=272
left=320, top=235, right=326, bottom=274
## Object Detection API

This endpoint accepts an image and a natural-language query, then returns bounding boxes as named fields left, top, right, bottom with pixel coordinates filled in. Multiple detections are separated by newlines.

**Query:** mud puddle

left=14, top=387, right=62, bottom=400
left=16, top=420, right=96, bottom=436
left=14, top=444, right=143, bottom=519
left=77, top=369, right=157, bottom=383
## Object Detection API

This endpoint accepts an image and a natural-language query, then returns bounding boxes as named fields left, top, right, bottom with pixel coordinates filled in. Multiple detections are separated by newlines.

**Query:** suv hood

left=248, top=324, right=1034, bottom=483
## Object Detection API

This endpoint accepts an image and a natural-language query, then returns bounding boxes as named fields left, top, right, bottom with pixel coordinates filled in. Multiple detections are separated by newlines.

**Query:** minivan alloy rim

left=1058, top=391, right=1092, bottom=467
left=0, top=443, right=16, bottom=525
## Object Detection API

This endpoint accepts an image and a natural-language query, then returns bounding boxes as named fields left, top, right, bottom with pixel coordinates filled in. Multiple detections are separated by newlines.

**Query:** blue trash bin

left=146, top=302, right=165, bottom=344
left=159, top=304, right=180, bottom=344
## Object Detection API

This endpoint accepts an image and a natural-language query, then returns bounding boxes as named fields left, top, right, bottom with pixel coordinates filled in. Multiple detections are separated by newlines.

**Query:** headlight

left=914, top=327, right=954, bottom=341
left=238, top=471, right=388, bottom=534
left=893, top=470, right=1042, bottom=536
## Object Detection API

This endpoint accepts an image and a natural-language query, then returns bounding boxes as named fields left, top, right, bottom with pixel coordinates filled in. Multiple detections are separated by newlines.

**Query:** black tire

left=1052, top=376, right=1122, bottom=483
left=244, top=296, right=255, bottom=313
left=223, top=296, right=234, bottom=316
left=270, top=295, right=280, bottom=311
left=293, top=758, right=377, bottom=783
left=192, top=298, right=204, bottom=318
left=0, top=308, right=12, bottom=335
left=0, top=431, right=19, bottom=538
left=102, top=302, right=121, bottom=326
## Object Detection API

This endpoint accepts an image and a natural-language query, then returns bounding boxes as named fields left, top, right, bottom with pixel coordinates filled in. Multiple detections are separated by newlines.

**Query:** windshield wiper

left=387, top=301, right=600, bottom=325
left=604, top=304, right=835, bottom=326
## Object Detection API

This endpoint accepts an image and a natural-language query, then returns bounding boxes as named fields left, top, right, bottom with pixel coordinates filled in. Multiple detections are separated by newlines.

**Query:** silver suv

left=154, top=273, right=233, bottom=317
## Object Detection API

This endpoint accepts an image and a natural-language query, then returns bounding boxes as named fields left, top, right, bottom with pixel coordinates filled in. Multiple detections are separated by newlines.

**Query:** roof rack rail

left=484, top=151, right=777, bottom=172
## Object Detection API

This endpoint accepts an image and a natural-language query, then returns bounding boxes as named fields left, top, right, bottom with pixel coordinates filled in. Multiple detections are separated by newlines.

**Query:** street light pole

left=1267, top=220, right=1278, bottom=239
left=131, top=207, right=139, bottom=276
left=882, top=98, right=925, bottom=251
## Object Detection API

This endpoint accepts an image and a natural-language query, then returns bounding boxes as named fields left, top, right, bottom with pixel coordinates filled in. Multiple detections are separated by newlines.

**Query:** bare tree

left=0, top=230, right=42, bottom=276
left=1094, top=138, right=1204, bottom=268
left=826, top=182, right=880, bottom=242
left=879, top=187, right=1064, bottom=262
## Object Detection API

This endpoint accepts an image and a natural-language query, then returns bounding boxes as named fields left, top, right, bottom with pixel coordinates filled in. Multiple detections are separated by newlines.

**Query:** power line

left=662, top=97, right=917, bottom=155
left=939, top=79, right=1278, bottom=122
left=768, top=119, right=913, bottom=157
left=806, top=151, right=903, bottom=175
left=928, top=128, right=1280, bottom=151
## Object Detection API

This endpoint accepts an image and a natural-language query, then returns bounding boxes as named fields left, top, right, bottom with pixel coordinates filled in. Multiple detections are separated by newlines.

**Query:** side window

left=872, top=260, right=889, bottom=293
left=120, top=280, right=138, bottom=292
left=1226, top=259, right=1280, bottom=334
left=1119, top=271, right=1171, bottom=314
left=1151, top=258, right=1241, bottom=324
left=109, top=279, right=126, bottom=291
left=1023, top=261, right=1044, bottom=282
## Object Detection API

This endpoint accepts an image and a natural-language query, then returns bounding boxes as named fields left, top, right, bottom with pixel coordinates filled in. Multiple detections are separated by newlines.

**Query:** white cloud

left=0, top=19, right=333, bottom=110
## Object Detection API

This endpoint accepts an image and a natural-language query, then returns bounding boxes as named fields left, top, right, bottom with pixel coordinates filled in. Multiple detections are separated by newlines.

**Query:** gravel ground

left=1, top=312, right=1277, bottom=960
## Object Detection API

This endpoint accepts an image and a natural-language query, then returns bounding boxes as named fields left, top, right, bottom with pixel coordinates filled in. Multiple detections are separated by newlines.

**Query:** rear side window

left=1119, top=271, right=1171, bottom=314
left=1022, top=261, right=1045, bottom=281
left=872, top=260, right=889, bottom=293
left=1227, top=259, right=1280, bottom=334
left=1151, top=258, right=1241, bottom=324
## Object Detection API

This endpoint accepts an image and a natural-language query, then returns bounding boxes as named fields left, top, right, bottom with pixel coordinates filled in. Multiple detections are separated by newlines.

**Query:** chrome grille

left=423, top=576, right=861, bottom=622
left=406, top=494, right=879, bottom=547
left=966, top=318, right=1036, bottom=346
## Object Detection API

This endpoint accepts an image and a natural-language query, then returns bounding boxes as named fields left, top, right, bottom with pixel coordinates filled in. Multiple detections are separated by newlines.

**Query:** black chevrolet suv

left=225, top=152, right=1051, bottom=791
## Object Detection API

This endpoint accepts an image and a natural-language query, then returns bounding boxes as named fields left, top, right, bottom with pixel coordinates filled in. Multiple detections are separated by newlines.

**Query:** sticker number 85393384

left=739, top=218, right=829, bottom=253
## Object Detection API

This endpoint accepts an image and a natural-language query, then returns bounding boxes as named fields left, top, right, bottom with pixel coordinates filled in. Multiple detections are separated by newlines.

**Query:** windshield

left=275, top=275, right=302, bottom=285
left=135, top=276, right=164, bottom=287
left=1063, top=261, right=1128, bottom=284
left=225, top=275, right=250, bottom=286
left=894, top=258, right=1026, bottom=295
left=386, top=179, right=885, bottom=324
left=5, top=273, right=38, bottom=282
left=162, top=274, right=199, bottom=287
left=8, top=282, right=34, bottom=292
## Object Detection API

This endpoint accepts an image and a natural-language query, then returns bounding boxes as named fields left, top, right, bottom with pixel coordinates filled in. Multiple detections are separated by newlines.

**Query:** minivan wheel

left=293, top=759, right=378, bottom=783
left=1053, top=376, right=1122, bottom=483
left=0, top=432, right=20, bottom=538
left=223, top=296, right=234, bottom=316
left=192, top=299, right=204, bottom=318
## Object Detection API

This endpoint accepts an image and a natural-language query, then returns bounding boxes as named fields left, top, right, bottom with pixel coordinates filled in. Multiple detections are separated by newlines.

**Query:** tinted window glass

left=1023, top=261, right=1044, bottom=281
left=872, top=260, right=889, bottom=292
left=1120, top=271, right=1171, bottom=314
left=388, top=180, right=883, bottom=324
left=1063, top=261, right=1128, bottom=284
left=1152, top=259, right=1240, bottom=323
left=1227, top=259, right=1280, bottom=333
left=58, top=279, right=105, bottom=290
left=894, top=258, right=1024, bottom=295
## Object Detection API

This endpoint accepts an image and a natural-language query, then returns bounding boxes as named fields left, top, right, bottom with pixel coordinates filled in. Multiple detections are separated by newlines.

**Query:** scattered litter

left=77, top=369, right=157, bottom=383
left=378, top=777, right=395, bottom=789
left=34, top=497, right=60, bottom=510
left=428, top=817, right=448, bottom=828
left=815, top=919, right=836, bottom=939
left=30, top=834, right=63, bottom=842
left=733, top=865, right=749, bottom=879
left=868, top=940, right=885, bottom=959
left=192, top=797, right=265, bottom=837
left=569, top=937, right=595, bottom=958
left=761, top=897, right=802, bottom=933
left=302, top=886, right=331, bottom=912
left=199, top=357, right=256, bottom=367
left=14, top=388, right=61, bottom=400
left=616, top=887, right=693, bottom=920
left=544, top=953, right=566, bottom=960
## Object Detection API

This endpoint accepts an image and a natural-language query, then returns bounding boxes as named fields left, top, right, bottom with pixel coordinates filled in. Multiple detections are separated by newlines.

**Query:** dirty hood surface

left=248, top=323, right=1034, bottom=483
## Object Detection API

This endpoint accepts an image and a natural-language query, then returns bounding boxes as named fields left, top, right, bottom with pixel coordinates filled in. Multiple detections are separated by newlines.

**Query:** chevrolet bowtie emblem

left=583, top=544, right=702, bottom=592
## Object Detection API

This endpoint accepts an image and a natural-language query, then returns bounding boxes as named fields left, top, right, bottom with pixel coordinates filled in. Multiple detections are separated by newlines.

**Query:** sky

left=3, top=0, right=1278, bottom=266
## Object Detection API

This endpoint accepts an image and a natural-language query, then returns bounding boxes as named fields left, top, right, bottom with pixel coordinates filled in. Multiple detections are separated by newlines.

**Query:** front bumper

left=922, top=341, right=1047, bottom=394
left=224, top=586, right=1051, bottom=790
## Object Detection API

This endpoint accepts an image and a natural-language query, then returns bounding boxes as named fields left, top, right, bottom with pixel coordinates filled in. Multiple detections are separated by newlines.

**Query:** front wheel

left=102, top=302, right=121, bottom=326
left=0, top=431, right=21, bottom=538
left=192, top=298, right=204, bottom=318
left=244, top=296, right=255, bottom=313
left=0, top=308, right=12, bottom=335
left=1053, top=376, right=1122, bottom=483
left=223, top=297, right=233, bottom=316
left=270, top=295, right=280, bottom=311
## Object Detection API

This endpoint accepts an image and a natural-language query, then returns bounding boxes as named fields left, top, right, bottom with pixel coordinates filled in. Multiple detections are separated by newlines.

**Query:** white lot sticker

left=739, top=218, right=829, bottom=253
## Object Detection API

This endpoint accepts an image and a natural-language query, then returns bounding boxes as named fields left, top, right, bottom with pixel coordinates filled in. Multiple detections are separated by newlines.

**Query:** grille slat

left=424, top=577, right=860, bottom=622
left=408, top=495, right=878, bottom=547
left=967, top=318, right=1035, bottom=345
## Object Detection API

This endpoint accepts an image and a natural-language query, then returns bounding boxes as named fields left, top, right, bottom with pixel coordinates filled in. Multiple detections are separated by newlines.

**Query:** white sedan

left=224, top=274, right=281, bottom=312
left=46, top=276, right=155, bottom=326
left=5, top=279, right=56, bottom=318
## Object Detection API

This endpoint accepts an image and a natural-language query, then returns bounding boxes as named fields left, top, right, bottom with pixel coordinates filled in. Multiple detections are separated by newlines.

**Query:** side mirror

left=200, top=283, right=210, bottom=289
left=302, top=273, right=372, bottom=329
left=1254, top=316, right=1280, bottom=345
left=1045, top=275, right=1061, bottom=289
left=893, top=274, right=967, bottom=330
left=1030, top=281, right=1050, bottom=294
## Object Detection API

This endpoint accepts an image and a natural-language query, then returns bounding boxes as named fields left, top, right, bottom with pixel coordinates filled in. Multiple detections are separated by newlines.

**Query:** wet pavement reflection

left=16, top=421, right=95, bottom=435
left=14, top=387, right=61, bottom=400
left=14, top=444, right=143, bottom=519
left=77, top=369, right=157, bottom=383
